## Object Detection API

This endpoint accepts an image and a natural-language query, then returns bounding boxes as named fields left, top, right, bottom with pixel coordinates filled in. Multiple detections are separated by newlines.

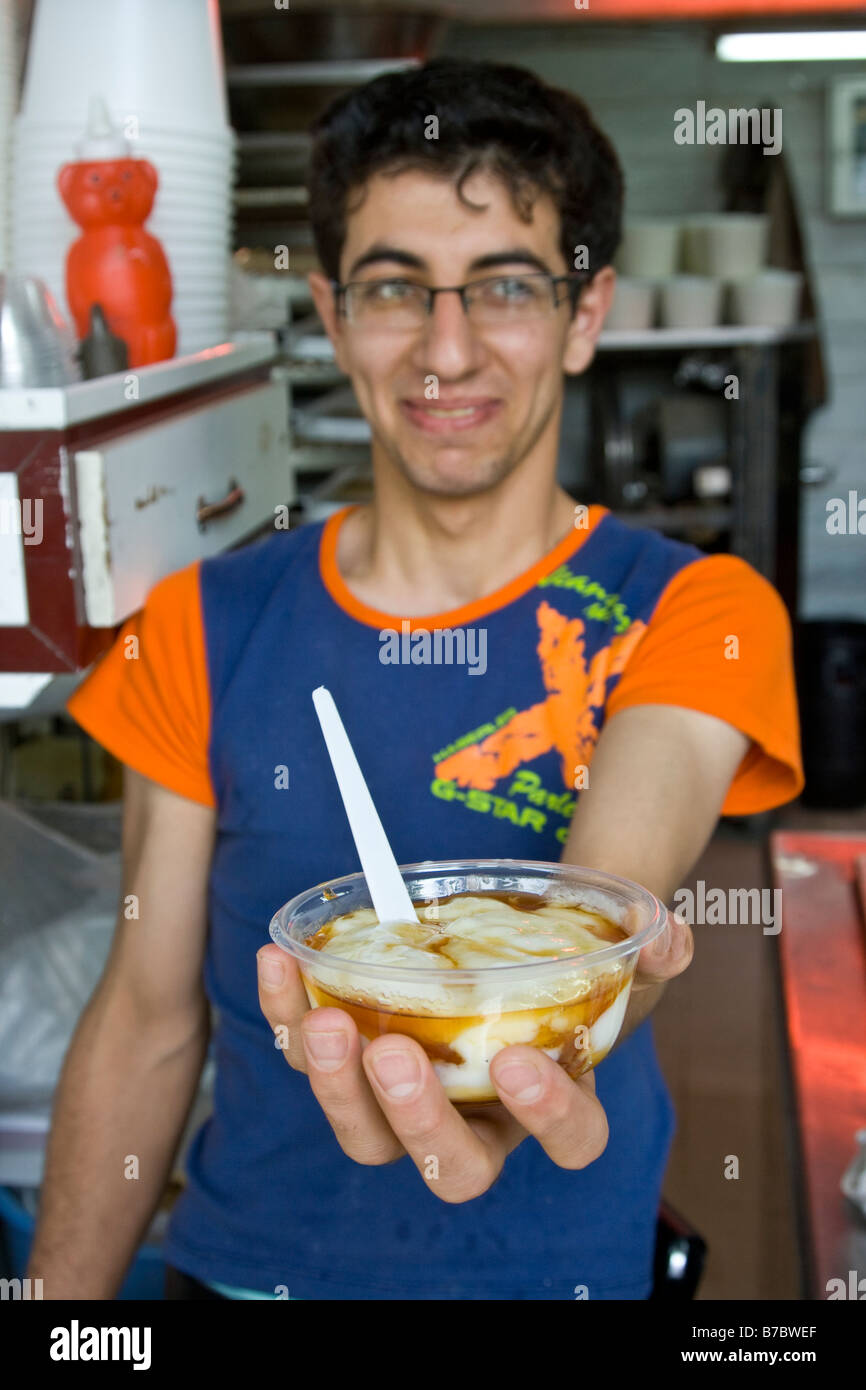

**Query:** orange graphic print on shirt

left=435, top=599, right=647, bottom=792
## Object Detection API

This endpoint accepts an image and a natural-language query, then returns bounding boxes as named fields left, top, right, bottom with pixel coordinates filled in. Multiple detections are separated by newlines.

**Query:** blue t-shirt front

left=172, top=506, right=684, bottom=1300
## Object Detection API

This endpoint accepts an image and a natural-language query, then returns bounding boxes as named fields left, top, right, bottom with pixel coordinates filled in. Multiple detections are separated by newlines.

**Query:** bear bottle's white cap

left=73, top=94, right=132, bottom=161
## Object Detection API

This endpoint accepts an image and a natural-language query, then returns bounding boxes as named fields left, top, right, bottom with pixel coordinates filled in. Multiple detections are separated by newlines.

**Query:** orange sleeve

left=65, top=561, right=215, bottom=808
left=605, top=554, right=804, bottom=816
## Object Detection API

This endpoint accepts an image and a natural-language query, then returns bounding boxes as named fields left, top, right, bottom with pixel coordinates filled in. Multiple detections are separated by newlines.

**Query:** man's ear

left=307, top=271, right=350, bottom=374
left=562, top=266, right=616, bottom=376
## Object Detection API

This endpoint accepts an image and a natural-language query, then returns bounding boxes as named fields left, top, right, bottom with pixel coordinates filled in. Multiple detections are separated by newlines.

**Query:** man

left=29, top=59, right=803, bottom=1301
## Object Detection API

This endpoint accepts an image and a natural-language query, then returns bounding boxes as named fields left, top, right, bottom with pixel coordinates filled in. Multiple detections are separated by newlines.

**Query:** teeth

left=422, top=406, right=479, bottom=417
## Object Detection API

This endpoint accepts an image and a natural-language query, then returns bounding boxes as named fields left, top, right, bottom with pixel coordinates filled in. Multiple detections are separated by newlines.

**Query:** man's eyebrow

left=346, top=245, right=425, bottom=277
left=344, top=245, right=554, bottom=279
left=468, top=249, right=553, bottom=274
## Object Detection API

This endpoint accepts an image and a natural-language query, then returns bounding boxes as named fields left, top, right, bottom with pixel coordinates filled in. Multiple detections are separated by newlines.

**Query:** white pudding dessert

left=300, top=891, right=637, bottom=1102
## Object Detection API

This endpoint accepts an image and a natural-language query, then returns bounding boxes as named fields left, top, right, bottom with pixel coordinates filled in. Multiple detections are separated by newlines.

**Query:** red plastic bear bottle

left=57, top=98, right=176, bottom=368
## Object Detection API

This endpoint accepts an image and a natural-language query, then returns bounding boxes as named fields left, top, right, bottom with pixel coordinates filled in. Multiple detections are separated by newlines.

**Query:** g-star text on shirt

left=536, top=565, right=631, bottom=633
left=432, top=708, right=517, bottom=762
left=509, top=767, right=577, bottom=816
left=379, top=620, right=487, bottom=675
left=431, top=778, right=571, bottom=843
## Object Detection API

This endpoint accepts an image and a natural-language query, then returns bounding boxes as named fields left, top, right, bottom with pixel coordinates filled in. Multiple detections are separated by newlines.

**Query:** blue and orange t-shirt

left=66, top=503, right=803, bottom=1299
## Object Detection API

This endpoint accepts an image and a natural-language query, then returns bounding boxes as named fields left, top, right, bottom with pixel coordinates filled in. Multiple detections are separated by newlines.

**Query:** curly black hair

left=307, top=58, right=624, bottom=292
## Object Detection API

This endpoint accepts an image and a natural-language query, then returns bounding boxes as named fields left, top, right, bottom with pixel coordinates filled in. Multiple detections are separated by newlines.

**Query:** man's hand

left=612, top=906, right=694, bottom=1049
left=633, top=904, right=694, bottom=990
left=257, top=944, right=609, bottom=1203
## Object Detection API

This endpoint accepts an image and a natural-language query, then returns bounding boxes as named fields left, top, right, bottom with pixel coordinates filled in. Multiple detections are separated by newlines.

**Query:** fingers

left=257, top=944, right=611, bottom=1190
left=634, top=906, right=694, bottom=985
left=300, top=1010, right=406, bottom=1164
left=489, top=1046, right=609, bottom=1169
left=359, top=1038, right=608, bottom=1195
left=256, top=944, right=518, bottom=1186
left=257, top=945, right=405, bottom=1162
left=359, top=1035, right=511, bottom=1202
left=256, top=944, right=315, bottom=1071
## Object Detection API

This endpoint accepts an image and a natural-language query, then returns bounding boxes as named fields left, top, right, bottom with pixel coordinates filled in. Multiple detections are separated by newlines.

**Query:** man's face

left=309, top=167, right=613, bottom=500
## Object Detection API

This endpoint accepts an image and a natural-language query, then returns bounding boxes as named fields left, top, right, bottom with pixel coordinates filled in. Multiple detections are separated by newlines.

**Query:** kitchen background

left=0, top=0, right=864, bottom=1301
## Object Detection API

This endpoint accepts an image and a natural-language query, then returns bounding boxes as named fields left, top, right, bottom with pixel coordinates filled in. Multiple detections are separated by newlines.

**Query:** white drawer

left=74, top=378, right=292, bottom=626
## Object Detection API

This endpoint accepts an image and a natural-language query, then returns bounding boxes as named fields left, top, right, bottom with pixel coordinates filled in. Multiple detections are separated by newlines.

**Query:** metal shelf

left=598, top=322, right=816, bottom=351
left=234, top=187, right=309, bottom=208
left=287, top=444, right=371, bottom=472
left=0, top=334, right=280, bottom=430
left=271, top=360, right=345, bottom=386
left=268, top=322, right=819, bottom=364
left=293, top=383, right=370, bottom=444
left=236, top=133, right=312, bottom=152
left=226, top=58, right=421, bottom=87
left=611, top=505, right=733, bottom=534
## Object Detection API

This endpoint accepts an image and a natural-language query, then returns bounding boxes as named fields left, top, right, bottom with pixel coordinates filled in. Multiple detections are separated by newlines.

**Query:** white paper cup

left=20, top=0, right=229, bottom=132
left=682, top=214, right=768, bottom=278
left=178, top=332, right=229, bottom=352
left=604, top=276, right=656, bottom=331
left=173, top=287, right=231, bottom=301
left=16, top=117, right=236, bottom=147
left=681, top=216, right=711, bottom=273
left=727, top=270, right=803, bottom=327
left=158, top=258, right=233, bottom=272
left=16, top=132, right=237, bottom=154
left=172, top=288, right=231, bottom=302
left=15, top=138, right=235, bottom=162
left=171, top=269, right=232, bottom=280
left=660, top=275, right=723, bottom=329
left=616, top=218, right=681, bottom=278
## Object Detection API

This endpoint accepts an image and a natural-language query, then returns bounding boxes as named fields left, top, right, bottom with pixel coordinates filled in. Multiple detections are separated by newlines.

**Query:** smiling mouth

left=400, top=399, right=502, bottom=434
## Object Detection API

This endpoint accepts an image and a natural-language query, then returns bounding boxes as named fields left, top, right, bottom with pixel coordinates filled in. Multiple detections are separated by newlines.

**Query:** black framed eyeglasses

left=330, top=271, right=588, bottom=328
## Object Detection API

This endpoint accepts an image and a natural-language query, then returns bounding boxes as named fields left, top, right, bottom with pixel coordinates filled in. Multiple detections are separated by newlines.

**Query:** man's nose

left=410, top=288, right=485, bottom=377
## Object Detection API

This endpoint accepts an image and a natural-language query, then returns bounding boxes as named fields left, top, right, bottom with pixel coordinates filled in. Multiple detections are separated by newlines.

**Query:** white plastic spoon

left=312, top=686, right=420, bottom=927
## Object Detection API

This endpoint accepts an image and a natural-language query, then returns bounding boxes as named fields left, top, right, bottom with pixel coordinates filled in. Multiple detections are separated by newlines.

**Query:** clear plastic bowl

left=269, top=859, right=668, bottom=1103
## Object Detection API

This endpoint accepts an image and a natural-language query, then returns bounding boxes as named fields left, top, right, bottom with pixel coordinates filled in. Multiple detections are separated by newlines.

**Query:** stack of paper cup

left=0, top=0, right=19, bottom=272
left=605, top=278, right=656, bottom=331
left=615, top=219, right=681, bottom=279
left=727, top=270, right=803, bottom=328
left=10, top=0, right=235, bottom=357
left=659, top=275, right=723, bottom=330
left=681, top=214, right=769, bottom=278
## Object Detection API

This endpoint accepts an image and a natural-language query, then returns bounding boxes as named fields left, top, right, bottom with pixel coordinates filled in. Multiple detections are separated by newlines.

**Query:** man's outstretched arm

left=560, top=702, right=752, bottom=1047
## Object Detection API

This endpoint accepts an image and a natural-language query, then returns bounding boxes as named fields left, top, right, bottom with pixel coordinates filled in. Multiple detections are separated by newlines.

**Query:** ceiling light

left=717, top=31, right=866, bottom=62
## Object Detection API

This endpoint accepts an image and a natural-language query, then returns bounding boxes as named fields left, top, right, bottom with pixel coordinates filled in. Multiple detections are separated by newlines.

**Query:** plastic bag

left=0, top=800, right=121, bottom=1111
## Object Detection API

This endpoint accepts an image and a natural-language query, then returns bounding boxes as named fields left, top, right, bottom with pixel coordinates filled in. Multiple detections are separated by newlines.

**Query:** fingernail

left=258, top=953, right=284, bottom=988
left=370, top=1048, right=421, bottom=1099
left=496, top=1061, right=543, bottom=1104
left=304, top=1029, right=348, bottom=1070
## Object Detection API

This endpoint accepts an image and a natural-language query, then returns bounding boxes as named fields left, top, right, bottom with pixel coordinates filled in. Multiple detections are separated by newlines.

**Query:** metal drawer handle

left=196, top=479, right=245, bottom=531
